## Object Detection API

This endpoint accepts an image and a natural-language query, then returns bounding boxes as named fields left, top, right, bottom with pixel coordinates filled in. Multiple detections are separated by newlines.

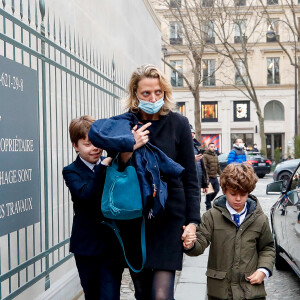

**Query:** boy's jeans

left=205, top=177, right=220, bottom=210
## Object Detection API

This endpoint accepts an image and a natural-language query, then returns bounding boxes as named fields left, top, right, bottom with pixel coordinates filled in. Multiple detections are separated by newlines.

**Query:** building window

left=266, top=19, right=279, bottom=42
left=267, top=0, right=278, bottom=4
left=234, top=20, right=247, bottom=43
left=231, top=133, right=253, bottom=148
left=234, top=0, right=246, bottom=6
left=202, top=21, right=215, bottom=44
left=201, top=134, right=220, bottom=152
left=170, top=22, right=183, bottom=45
left=264, top=100, right=284, bottom=120
left=201, top=101, right=218, bottom=122
left=233, top=101, right=250, bottom=122
left=267, top=58, right=280, bottom=84
left=202, top=0, right=214, bottom=7
left=176, top=102, right=186, bottom=115
left=235, top=59, right=248, bottom=85
left=170, top=60, right=183, bottom=87
left=203, top=59, right=216, bottom=86
left=170, top=0, right=181, bottom=8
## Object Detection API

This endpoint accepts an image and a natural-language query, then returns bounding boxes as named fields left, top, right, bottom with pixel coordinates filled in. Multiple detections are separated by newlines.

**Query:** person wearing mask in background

left=253, top=143, right=259, bottom=152
left=202, top=142, right=222, bottom=210
left=228, top=138, right=247, bottom=164
left=191, top=127, right=208, bottom=202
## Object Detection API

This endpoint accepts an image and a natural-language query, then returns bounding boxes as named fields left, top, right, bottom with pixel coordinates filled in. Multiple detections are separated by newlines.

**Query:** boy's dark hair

left=220, top=163, right=257, bottom=193
left=69, top=115, right=95, bottom=145
left=208, top=142, right=215, bottom=146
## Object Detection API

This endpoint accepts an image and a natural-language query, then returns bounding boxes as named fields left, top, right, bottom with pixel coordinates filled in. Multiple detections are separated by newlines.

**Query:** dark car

left=218, top=152, right=271, bottom=178
left=266, top=164, right=300, bottom=277
left=273, top=158, right=300, bottom=188
left=246, top=152, right=271, bottom=178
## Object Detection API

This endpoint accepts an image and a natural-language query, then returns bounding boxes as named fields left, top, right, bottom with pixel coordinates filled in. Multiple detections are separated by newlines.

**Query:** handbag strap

left=102, top=217, right=146, bottom=273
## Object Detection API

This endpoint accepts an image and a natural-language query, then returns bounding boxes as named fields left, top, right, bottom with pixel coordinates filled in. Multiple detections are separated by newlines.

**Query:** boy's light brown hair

left=69, top=115, right=95, bottom=145
left=220, top=163, right=257, bottom=193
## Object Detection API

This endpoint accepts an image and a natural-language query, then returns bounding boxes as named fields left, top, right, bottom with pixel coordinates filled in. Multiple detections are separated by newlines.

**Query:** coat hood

left=213, top=194, right=262, bottom=216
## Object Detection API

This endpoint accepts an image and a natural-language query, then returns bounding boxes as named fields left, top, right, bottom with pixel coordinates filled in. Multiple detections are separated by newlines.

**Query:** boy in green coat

left=183, top=164, right=275, bottom=300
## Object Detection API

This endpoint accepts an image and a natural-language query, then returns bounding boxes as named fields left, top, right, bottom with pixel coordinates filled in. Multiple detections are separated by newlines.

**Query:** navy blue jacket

left=89, top=112, right=184, bottom=218
left=63, top=155, right=119, bottom=256
left=89, top=111, right=200, bottom=270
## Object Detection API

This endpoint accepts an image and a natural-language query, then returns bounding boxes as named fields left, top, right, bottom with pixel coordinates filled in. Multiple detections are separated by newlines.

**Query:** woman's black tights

left=129, top=269, right=175, bottom=300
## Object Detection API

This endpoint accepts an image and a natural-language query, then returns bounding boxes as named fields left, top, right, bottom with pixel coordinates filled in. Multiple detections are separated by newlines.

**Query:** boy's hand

left=102, top=157, right=113, bottom=165
left=247, top=270, right=266, bottom=284
left=182, top=225, right=197, bottom=249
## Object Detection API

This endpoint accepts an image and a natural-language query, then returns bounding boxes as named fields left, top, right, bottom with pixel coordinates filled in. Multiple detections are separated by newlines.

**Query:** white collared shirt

left=225, top=200, right=270, bottom=280
left=226, top=201, right=247, bottom=225
left=79, top=156, right=101, bottom=171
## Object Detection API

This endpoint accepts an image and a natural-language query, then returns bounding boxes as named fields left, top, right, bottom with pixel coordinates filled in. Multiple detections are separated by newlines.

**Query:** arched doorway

left=264, top=100, right=285, bottom=159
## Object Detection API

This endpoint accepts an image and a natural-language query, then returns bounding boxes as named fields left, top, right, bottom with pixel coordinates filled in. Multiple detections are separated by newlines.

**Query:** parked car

left=266, top=164, right=300, bottom=277
left=273, top=158, right=300, bottom=188
left=246, top=152, right=271, bottom=178
left=218, top=152, right=271, bottom=178
left=218, top=153, right=228, bottom=171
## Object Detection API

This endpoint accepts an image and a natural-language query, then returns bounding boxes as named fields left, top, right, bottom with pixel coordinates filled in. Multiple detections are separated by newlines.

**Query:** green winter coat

left=187, top=194, right=275, bottom=300
left=202, top=150, right=222, bottom=178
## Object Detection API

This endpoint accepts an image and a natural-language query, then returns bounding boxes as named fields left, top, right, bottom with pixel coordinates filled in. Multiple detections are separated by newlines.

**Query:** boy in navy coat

left=63, top=115, right=124, bottom=300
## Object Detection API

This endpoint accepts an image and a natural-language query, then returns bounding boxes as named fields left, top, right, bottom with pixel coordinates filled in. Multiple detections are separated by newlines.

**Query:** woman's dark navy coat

left=89, top=111, right=200, bottom=270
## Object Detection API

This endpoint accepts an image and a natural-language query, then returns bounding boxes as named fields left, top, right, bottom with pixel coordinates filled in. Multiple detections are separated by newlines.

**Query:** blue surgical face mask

left=136, top=94, right=165, bottom=114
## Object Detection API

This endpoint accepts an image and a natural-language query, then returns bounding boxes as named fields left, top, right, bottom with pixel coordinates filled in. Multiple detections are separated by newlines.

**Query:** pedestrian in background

left=253, top=143, right=259, bottom=152
left=202, top=142, right=222, bottom=210
left=191, top=127, right=208, bottom=201
left=183, top=164, right=275, bottom=300
left=228, top=138, right=247, bottom=164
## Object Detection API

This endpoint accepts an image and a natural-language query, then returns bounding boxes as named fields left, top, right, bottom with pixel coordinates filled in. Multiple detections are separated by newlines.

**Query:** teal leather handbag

left=101, top=157, right=146, bottom=273
left=101, top=158, right=143, bottom=220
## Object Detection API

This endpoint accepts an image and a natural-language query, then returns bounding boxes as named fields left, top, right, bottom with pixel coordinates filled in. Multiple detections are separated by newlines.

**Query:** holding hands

left=182, top=224, right=197, bottom=250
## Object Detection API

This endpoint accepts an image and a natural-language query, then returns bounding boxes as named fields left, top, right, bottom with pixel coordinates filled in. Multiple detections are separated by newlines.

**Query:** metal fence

left=0, top=1, right=126, bottom=299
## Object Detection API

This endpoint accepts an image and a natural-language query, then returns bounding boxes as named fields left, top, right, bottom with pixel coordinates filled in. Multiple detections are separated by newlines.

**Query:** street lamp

left=162, top=46, right=168, bottom=73
left=266, top=20, right=298, bottom=136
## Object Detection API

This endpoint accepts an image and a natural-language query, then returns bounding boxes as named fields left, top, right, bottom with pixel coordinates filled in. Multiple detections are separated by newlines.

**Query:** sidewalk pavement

left=175, top=248, right=209, bottom=300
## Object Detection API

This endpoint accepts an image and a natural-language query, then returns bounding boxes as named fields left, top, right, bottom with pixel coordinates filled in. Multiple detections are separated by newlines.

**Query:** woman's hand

left=132, top=123, right=151, bottom=151
left=119, top=123, right=152, bottom=164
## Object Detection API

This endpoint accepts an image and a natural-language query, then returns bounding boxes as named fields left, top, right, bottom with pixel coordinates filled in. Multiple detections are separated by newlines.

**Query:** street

left=118, top=173, right=300, bottom=300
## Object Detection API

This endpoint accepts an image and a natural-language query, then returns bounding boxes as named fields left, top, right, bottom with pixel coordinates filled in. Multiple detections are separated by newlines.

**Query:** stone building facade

left=152, top=0, right=298, bottom=158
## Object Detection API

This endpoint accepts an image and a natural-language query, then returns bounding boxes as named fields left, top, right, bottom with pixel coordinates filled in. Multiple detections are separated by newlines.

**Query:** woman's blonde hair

left=123, top=64, right=175, bottom=115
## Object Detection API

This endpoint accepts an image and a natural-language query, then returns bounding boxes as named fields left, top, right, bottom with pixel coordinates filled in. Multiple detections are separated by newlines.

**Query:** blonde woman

left=90, top=65, right=200, bottom=299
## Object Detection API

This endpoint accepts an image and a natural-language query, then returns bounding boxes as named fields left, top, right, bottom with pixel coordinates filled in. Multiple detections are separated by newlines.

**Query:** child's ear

left=72, top=143, right=79, bottom=153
